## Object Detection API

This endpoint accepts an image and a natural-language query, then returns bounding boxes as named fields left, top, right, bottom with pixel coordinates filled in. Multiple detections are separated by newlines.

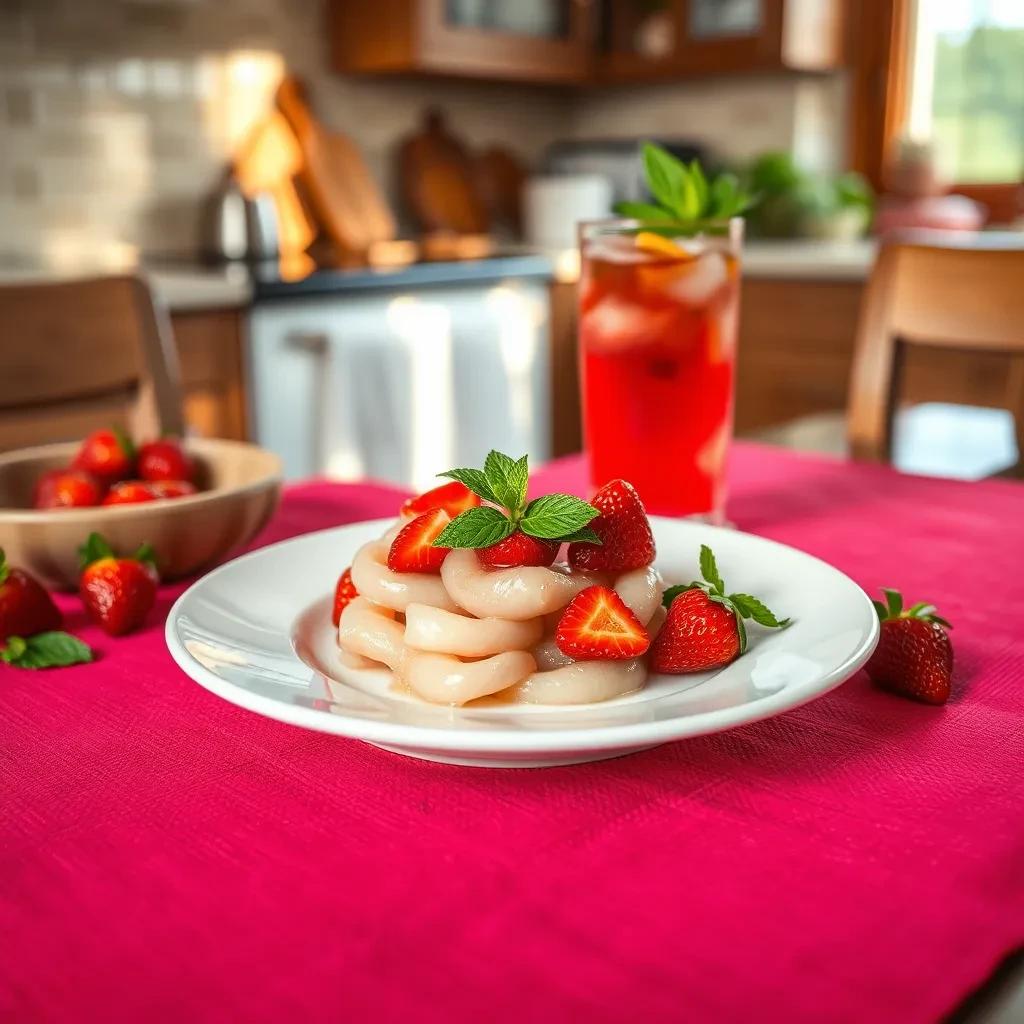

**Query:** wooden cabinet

left=329, top=0, right=594, bottom=84
left=600, top=0, right=844, bottom=82
left=170, top=309, right=249, bottom=442
left=329, top=0, right=841, bottom=86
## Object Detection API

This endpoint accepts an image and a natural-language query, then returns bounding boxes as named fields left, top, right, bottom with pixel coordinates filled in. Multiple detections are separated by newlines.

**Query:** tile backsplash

left=0, top=0, right=846, bottom=265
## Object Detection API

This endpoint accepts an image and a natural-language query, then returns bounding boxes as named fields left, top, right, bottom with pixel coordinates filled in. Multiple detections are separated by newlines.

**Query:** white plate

left=166, top=518, right=879, bottom=768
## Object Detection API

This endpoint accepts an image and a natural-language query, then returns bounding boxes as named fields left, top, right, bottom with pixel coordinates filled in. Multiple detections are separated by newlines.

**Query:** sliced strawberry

left=401, top=481, right=480, bottom=519
left=555, top=585, right=650, bottom=660
left=478, top=530, right=559, bottom=569
left=387, top=509, right=451, bottom=574
left=569, top=479, right=655, bottom=573
left=331, top=567, right=358, bottom=627
left=650, top=588, right=740, bottom=673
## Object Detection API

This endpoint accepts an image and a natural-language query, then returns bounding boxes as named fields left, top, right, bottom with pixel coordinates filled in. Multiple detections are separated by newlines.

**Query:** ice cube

left=664, top=252, right=728, bottom=306
left=586, top=235, right=647, bottom=265
left=581, top=294, right=676, bottom=354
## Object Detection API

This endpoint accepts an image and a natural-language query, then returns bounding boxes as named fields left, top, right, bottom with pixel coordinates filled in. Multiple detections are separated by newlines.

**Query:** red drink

left=578, top=220, right=742, bottom=520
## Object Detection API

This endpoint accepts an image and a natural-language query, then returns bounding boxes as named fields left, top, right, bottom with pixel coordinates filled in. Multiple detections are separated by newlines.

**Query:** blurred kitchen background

left=2, top=0, right=1022, bottom=487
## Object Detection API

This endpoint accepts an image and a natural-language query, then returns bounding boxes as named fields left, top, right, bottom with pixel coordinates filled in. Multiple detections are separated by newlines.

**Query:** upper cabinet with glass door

left=329, top=0, right=595, bottom=84
left=600, top=0, right=844, bottom=81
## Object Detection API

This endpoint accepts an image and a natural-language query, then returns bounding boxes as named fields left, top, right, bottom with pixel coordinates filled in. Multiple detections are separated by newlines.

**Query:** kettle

left=205, top=174, right=280, bottom=261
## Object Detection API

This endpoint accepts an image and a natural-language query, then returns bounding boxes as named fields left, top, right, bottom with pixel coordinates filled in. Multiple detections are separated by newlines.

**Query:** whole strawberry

left=138, top=439, right=195, bottom=484
left=569, top=479, right=655, bottom=573
left=102, top=481, right=158, bottom=506
left=866, top=589, right=952, bottom=705
left=650, top=544, right=789, bottom=674
left=479, top=530, right=559, bottom=569
left=0, top=548, right=62, bottom=642
left=78, top=533, right=158, bottom=636
left=149, top=479, right=198, bottom=499
left=33, top=469, right=104, bottom=509
left=72, top=428, right=135, bottom=485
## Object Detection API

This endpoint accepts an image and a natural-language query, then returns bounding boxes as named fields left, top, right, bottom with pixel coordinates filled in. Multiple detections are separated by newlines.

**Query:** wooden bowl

left=0, top=439, right=282, bottom=589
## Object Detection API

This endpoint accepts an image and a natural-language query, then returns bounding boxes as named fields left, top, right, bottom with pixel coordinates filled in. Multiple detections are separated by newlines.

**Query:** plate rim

left=165, top=518, right=880, bottom=755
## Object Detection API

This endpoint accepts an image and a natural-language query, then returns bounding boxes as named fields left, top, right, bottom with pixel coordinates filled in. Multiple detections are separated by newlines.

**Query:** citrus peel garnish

left=634, top=231, right=693, bottom=259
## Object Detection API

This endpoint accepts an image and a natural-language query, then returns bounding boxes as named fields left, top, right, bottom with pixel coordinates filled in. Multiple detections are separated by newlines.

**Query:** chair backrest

left=847, top=239, right=1024, bottom=462
left=0, top=275, right=184, bottom=452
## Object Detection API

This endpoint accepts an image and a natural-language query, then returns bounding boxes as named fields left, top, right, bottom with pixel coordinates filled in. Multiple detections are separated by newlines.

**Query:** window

left=905, top=0, right=1024, bottom=184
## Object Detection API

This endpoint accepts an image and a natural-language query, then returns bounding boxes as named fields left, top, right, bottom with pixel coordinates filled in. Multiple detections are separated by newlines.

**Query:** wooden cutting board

left=276, top=76, right=396, bottom=255
left=473, top=145, right=526, bottom=237
left=232, top=110, right=317, bottom=257
left=396, top=109, right=489, bottom=236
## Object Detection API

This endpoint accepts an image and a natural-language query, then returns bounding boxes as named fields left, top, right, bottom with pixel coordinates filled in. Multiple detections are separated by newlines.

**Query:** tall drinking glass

left=578, top=218, right=743, bottom=522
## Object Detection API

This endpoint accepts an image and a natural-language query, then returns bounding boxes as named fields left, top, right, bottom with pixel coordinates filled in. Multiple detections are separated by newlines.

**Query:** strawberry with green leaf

left=866, top=588, right=953, bottom=705
left=79, top=533, right=159, bottom=636
left=651, top=545, right=790, bottom=673
left=72, top=427, right=136, bottom=486
left=0, top=548, right=92, bottom=670
left=429, top=451, right=602, bottom=568
left=0, top=548, right=62, bottom=642
left=614, top=143, right=754, bottom=235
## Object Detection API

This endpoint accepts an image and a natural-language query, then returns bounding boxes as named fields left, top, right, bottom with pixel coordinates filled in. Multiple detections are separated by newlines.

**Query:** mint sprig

left=433, top=450, right=601, bottom=550
left=662, top=544, right=790, bottom=653
left=1, top=631, right=93, bottom=670
left=614, top=143, right=753, bottom=234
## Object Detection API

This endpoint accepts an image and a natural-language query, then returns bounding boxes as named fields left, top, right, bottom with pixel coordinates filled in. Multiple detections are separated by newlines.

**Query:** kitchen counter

left=250, top=252, right=555, bottom=301
left=0, top=259, right=251, bottom=312
left=742, top=239, right=875, bottom=279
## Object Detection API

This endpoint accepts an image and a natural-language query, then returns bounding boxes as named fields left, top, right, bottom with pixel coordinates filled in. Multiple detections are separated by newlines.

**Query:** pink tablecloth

left=3, top=444, right=1023, bottom=1023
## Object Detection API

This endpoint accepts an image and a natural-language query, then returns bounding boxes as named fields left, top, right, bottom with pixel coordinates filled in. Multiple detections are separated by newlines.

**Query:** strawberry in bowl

left=0, top=437, right=281, bottom=588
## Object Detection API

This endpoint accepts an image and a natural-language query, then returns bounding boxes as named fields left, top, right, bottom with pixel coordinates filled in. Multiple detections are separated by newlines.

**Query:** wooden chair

left=847, top=238, right=1024, bottom=470
left=0, top=275, right=184, bottom=452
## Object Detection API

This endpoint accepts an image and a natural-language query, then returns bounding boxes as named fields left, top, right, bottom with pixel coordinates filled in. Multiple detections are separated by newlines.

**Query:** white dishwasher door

left=248, top=279, right=552, bottom=490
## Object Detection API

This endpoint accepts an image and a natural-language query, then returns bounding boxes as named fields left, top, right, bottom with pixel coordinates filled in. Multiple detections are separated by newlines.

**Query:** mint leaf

left=1, top=632, right=92, bottom=669
left=439, top=467, right=499, bottom=505
left=730, top=593, right=790, bottom=629
left=613, top=200, right=673, bottom=221
left=520, top=494, right=598, bottom=540
left=699, top=544, right=725, bottom=595
left=678, top=167, right=700, bottom=220
left=558, top=525, right=602, bottom=545
left=642, top=142, right=687, bottom=217
left=79, top=532, right=114, bottom=570
left=689, top=159, right=709, bottom=215
left=432, top=506, right=513, bottom=549
left=484, top=451, right=529, bottom=515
